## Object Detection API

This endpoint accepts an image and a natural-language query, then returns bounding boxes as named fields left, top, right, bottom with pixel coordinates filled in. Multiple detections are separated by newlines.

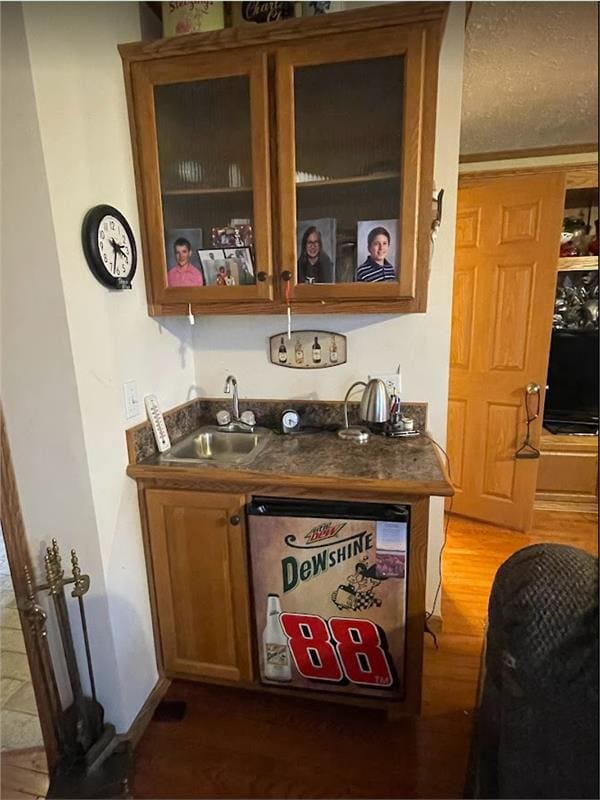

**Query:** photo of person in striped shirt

left=356, top=225, right=397, bottom=283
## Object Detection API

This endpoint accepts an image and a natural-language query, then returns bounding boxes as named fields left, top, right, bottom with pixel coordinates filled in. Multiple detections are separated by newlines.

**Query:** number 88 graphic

left=280, top=613, right=393, bottom=687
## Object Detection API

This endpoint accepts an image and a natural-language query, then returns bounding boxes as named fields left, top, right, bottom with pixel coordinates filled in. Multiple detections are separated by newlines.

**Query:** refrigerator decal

left=249, top=509, right=408, bottom=699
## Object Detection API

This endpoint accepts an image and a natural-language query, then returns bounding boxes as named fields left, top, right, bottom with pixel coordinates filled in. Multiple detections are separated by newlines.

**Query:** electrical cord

left=421, top=433, right=455, bottom=649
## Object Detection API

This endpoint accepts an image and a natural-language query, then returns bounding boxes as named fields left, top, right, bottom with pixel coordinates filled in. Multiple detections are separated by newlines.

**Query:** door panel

left=146, top=489, right=253, bottom=682
left=450, top=267, right=477, bottom=369
left=275, top=23, right=438, bottom=305
left=447, top=172, right=566, bottom=530
left=482, top=402, right=519, bottom=500
left=489, top=262, right=535, bottom=371
left=131, top=50, right=273, bottom=305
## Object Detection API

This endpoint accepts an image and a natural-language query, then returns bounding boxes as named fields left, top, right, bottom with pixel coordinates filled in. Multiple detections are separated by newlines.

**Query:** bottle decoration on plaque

left=269, top=330, right=347, bottom=369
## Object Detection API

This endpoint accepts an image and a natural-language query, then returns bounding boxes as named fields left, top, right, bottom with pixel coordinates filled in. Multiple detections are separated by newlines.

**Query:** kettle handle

left=342, top=381, right=368, bottom=429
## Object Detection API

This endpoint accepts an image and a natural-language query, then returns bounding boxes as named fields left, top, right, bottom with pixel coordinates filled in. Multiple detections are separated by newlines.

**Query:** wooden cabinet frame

left=119, top=3, right=446, bottom=317
left=146, top=489, right=254, bottom=682
left=130, top=50, right=274, bottom=307
left=276, top=24, right=438, bottom=306
left=132, top=476, right=433, bottom=716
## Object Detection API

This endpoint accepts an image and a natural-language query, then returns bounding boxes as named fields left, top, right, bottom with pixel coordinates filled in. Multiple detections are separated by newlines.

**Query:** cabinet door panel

left=276, top=24, right=438, bottom=304
left=131, top=51, right=273, bottom=305
left=146, top=489, right=253, bottom=682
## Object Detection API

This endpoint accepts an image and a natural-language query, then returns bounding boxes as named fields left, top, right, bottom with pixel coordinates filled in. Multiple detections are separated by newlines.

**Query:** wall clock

left=82, top=204, right=137, bottom=289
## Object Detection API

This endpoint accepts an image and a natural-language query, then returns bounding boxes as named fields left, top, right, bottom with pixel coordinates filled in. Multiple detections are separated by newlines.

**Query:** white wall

left=192, top=4, right=466, bottom=613
left=1, top=2, right=195, bottom=731
left=1, top=1, right=463, bottom=736
left=1, top=0, right=122, bottom=718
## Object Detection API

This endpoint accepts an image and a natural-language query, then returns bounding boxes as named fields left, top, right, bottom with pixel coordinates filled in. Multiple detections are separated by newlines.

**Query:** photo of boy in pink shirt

left=167, top=237, right=205, bottom=287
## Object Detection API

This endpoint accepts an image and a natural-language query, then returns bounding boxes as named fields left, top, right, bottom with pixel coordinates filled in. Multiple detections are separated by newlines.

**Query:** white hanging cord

left=188, top=304, right=195, bottom=325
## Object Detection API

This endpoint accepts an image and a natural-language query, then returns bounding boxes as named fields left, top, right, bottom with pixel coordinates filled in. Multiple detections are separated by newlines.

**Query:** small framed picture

left=356, top=219, right=399, bottom=283
left=198, top=249, right=230, bottom=285
left=211, top=224, right=254, bottom=248
left=165, top=228, right=205, bottom=287
left=296, top=218, right=336, bottom=284
left=224, top=247, right=256, bottom=286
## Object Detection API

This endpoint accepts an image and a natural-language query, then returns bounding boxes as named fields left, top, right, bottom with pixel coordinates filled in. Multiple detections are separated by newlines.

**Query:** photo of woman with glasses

left=296, top=219, right=336, bottom=284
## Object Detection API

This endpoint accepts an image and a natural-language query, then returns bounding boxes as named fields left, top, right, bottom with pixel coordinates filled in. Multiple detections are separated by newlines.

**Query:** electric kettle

left=338, top=378, right=390, bottom=443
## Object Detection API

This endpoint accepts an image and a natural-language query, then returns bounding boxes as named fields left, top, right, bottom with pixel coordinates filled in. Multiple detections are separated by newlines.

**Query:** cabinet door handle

left=256, top=271, right=267, bottom=282
left=229, top=515, right=241, bottom=526
left=281, top=270, right=292, bottom=282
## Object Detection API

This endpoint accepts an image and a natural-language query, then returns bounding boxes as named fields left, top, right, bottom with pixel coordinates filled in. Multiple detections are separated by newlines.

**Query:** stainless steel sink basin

left=160, top=425, right=271, bottom=465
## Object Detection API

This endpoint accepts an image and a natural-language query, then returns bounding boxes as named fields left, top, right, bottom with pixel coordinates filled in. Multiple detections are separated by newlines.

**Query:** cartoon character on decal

left=331, top=558, right=385, bottom=611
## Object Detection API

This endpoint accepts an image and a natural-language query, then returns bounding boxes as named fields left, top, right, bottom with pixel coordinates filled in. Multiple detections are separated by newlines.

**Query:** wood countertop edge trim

left=125, top=463, right=454, bottom=498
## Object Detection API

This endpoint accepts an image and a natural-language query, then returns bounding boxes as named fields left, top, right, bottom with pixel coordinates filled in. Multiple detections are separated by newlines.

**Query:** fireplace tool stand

left=22, top=539, right=131, bottom=799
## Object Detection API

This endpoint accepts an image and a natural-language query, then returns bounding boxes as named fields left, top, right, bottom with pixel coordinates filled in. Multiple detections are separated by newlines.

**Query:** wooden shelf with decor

left=536, top=167, right=598, bottom=515
left=557, top=255, right=598, bottom=271
left=119, top=3, right=447, bottom=316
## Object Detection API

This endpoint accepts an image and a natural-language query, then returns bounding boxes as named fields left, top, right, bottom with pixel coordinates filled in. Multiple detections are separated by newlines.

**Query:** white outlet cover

left=124, top=380, right=139, bottom=419
left=369, top=373, right=402, bottom=394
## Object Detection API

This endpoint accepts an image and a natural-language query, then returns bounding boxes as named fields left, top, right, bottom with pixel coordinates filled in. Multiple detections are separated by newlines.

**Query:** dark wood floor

left=133, top=510, right=598, bottom=799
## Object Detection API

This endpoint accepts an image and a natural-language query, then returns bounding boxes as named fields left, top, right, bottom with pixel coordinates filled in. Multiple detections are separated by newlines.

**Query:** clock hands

left=109, top=237, right=129, bottom=273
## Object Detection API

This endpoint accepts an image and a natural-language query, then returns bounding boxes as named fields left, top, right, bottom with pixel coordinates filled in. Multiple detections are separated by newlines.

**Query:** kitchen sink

left=160, top=425, right=272, bottom=465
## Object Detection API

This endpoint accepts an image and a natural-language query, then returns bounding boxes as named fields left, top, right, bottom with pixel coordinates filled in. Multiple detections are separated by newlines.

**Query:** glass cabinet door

left=131, top=51, right=273, bottom=305
left=276, top=26, right=432, bottom=304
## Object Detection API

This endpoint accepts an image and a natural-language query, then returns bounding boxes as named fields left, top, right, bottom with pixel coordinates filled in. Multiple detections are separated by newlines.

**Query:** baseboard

left=121, top=676, right=171, bottom=750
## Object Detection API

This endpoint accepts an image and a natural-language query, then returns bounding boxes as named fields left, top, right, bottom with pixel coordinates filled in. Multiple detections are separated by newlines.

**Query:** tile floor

left=0, top=530, right=44, bottom=750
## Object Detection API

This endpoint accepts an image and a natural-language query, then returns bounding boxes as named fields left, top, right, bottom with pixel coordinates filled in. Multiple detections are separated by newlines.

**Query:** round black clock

left=82, top=204, right=137, bottom=289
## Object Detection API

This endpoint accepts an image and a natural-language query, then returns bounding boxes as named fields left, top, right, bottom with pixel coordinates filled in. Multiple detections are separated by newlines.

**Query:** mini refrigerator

left=247, top=497, right=410, bottom=700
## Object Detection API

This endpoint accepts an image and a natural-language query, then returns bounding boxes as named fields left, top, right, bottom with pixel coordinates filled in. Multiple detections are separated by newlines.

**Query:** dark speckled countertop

left=126, top=398, right=453, bottom=498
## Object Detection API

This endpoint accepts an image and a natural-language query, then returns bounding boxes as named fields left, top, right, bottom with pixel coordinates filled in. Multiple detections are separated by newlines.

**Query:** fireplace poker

left=70, top=548, right=97, bottom=703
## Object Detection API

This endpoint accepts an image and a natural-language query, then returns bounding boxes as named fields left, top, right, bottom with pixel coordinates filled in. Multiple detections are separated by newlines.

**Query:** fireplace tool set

left=21, top=539, right=130, bottom=797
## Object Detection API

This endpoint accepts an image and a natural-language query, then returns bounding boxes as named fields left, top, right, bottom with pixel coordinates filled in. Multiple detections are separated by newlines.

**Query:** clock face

left=97, top=215, right=133, bottom=279
left=82, top=204, right=137, bottom=290
left=281, top=409, right=300, bottom=433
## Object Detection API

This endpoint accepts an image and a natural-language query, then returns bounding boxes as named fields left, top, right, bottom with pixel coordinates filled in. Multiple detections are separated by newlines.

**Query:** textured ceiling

left=461, top=1, right=599, bottom=155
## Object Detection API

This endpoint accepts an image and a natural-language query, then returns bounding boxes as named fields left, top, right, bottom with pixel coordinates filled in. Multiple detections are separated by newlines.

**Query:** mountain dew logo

left=304, top=521, right=346, bottom=545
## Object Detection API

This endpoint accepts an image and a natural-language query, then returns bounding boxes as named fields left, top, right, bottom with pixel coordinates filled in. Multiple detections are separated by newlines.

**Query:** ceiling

left=461, top=1, right=598, bottom=155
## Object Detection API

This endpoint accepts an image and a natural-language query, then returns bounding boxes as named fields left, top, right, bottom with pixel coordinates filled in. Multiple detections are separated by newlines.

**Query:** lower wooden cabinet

left=145, top=489, right=253, bottom=683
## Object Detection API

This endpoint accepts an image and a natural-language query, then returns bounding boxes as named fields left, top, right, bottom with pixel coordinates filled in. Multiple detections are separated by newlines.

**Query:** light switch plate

left=124, top=380, right=140, bottom=419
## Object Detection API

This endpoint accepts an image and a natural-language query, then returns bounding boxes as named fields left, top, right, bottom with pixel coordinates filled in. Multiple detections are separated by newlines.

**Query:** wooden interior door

left=447, top=172, right=566, bottom=531
left=146, top=489, right=253, bottom=683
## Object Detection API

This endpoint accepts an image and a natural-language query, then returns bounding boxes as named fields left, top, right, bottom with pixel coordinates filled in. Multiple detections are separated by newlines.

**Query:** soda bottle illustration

left=262, top=593, right=291, bottom=682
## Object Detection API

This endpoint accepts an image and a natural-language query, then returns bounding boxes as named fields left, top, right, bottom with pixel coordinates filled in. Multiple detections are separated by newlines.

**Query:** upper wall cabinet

left=119, top=3, right=446, bottom=316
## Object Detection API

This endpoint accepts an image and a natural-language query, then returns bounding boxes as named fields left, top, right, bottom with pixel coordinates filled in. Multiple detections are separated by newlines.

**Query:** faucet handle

left=240, top=410, right=256, bottom=427
left=216, top=410, right=231, bottom=426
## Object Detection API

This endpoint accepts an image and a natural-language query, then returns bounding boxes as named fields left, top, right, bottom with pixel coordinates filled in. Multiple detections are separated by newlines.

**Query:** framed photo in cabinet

left=224, top=247, right=256, bottom=285
left=165, top=228, right=205, bottom=288
left=297, top=218, right=336, bottom=284
left=356, top=219, right=399, bottom=283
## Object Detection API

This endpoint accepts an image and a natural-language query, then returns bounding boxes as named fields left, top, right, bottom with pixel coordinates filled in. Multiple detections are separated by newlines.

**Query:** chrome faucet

left=224, top=374, right=240, bottom=420
left=220, top=375, right=256, bottom=431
